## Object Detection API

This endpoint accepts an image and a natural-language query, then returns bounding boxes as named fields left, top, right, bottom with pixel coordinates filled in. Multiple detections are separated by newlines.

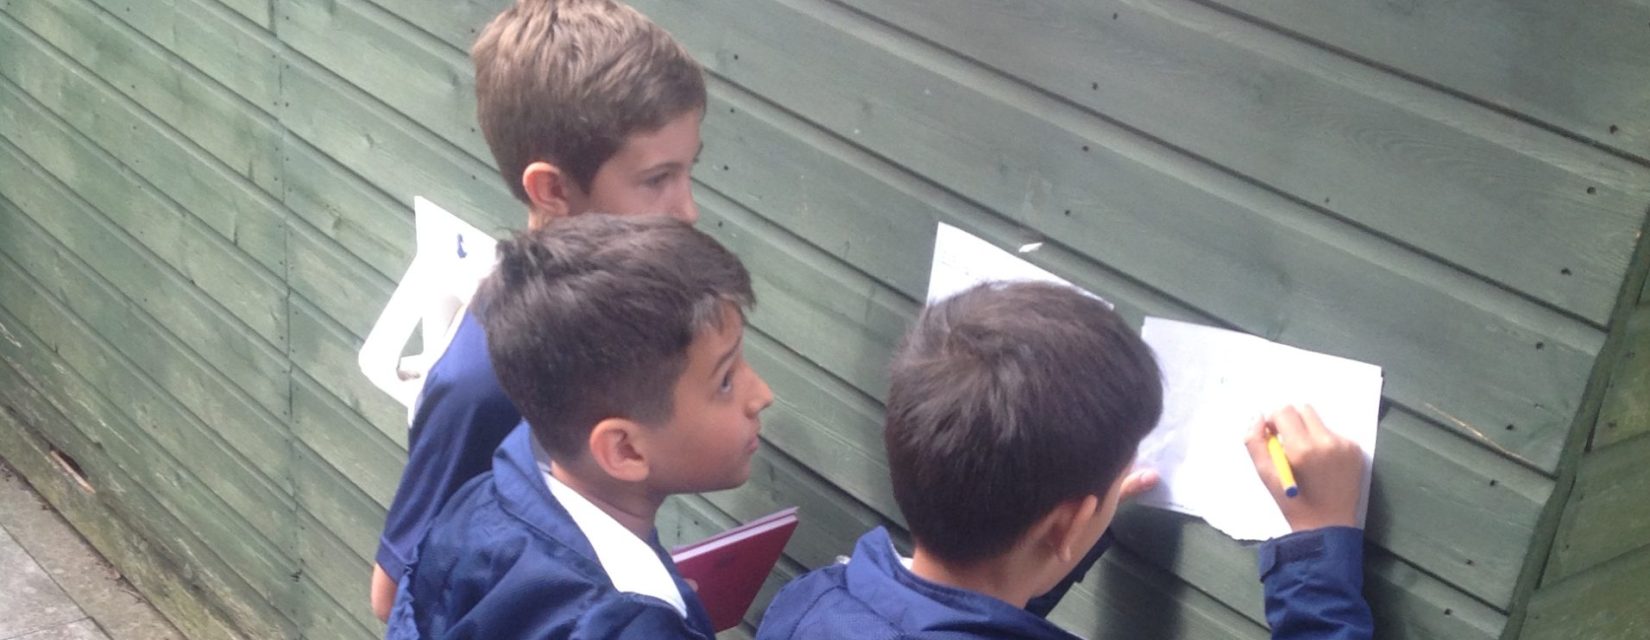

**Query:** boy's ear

left=522, top=161, right=578, bottom=228
left=1045, top=494, right=1103, bottom=564
left=586, top=418, right=651, bottom=483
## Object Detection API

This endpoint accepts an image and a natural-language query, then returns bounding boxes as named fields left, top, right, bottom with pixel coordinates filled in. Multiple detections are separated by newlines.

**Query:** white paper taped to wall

left=357, top=196, right=498, bottom=420
left=927, top=222, right=1102, bottom=305
left=1136, top=317, right=1382, bottom=541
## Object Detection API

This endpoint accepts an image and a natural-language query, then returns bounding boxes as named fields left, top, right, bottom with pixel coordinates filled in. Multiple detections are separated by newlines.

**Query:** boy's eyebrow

left=711, top=333, right=743, bottom=379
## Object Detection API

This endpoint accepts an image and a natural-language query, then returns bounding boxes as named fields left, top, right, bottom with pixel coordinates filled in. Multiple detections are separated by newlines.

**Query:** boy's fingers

left=1120, top=469, right=1160, bottom=501
left=1270, top=405, right=1310, bottom=448
left=1243, top=418, right=1282, bottom=494
left=1298, top=404, right=1333, bottom=442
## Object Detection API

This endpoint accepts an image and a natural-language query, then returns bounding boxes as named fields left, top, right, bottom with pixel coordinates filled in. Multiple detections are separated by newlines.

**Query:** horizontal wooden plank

left=0, top=0, right=283, bottom=195
left=277, top=53, right=521, bottom=238
left=348, top=0, right=496, bottom=52
left=0, top=198, right=291, bottom=481
left=0, top=375, right=261, bottom=640
left=296, top=509, right=382, bottom=638
left=1363, top=549, right=1506, bottom=640
left=0, top=282, right=296, bottom=580
left=701, top=194, right=914, bottom=401
left=0, top=137, right=290, bottom=409
left=286, top=212, right=396, bottom=341
left=280, top=134, right=413, bottom=281
left=77, top=0, right=279, bottom=110
left=210, top=0, right=269, bottom=30
left=294, top=444, right=387, bottom=566
left=1052, top=545, right=1267, bottom=640
left=1523, top=544, right=1650, bottom=640
left=289, top=298, right=409, bottom=450
left=0, top=331, right=296, bottom=635
left=291, top=369, right=403, bottom=509
left=642, top=0, right=1608, bottom=473
left=277, top=0, right=492, bottom=164
left=832, top=0, right=1648, bottom=324
left=698, top=80, right=1218, bottom=322
left=293, top=575, right=378, bottom=640
left=1206, top=0, right=1650, bottom=161
left=1592, top=306, right=1650, bottom=449
left=0, top=10, right=285, bottom=272
left=1543, top=433, right=1650, bottom=583
left=0, top=102, right=286, bottom=348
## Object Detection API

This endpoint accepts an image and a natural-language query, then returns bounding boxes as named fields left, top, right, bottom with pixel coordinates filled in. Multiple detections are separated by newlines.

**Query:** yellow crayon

left=1266, top=429, right=1299, bottom=498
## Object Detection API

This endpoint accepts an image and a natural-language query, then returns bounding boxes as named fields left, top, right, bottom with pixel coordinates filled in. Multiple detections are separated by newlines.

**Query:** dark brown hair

left=472, top=0, right=707, bottom=199
left=884, top=282, right=1162, bottom=565
left=478, top=214, right=752, bottom=458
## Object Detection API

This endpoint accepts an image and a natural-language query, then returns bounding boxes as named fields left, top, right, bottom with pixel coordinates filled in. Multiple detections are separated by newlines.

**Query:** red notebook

left=670, top=507, right=799, bottom=632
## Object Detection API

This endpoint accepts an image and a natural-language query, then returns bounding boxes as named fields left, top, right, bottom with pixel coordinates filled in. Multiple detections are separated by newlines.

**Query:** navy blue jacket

left=756, top=527, right=1372, bottom=640
left=376, top=310, right=521, bottom=579
left=385, top=425, right=716, bottom=640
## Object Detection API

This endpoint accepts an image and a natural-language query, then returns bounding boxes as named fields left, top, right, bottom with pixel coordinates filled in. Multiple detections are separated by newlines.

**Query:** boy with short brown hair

left=371, top=0, right=708, bottom=620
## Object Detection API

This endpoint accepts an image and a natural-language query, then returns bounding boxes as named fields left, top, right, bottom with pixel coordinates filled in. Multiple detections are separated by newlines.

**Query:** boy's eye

left=645, top=172, right=670, bottom=187
left=719, top=369, right=735, bottom=393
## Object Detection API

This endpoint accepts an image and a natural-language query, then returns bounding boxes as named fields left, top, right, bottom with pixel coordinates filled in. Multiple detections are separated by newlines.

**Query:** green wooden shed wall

left=1, top=0, right=1646, bottom=638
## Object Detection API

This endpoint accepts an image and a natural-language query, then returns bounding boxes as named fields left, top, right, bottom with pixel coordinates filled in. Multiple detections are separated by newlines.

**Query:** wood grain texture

left=0, top=379, right=254, bottom=640
left=0, top=14, right=285, bottom=273
left=76, top=0, right=279, bottom=110
left=0, top=0, right=283, bottom=196
left=1542, top=433, right=1650, bottom=584
left=638, top=0, right=1608, bottom=474
left=0, top=199, right=291, bottom=486
left=835, top=0, right=1649, bottom=325
left=1205, top=0, right=1650, bottom=161
left=277, top=54, right=521, bottom=236
left=1523, top=544, right=1650, bottom=639
left=0, top=322, right=295, bottom=638
left=291, top=369, right=402, bottom=510
left=0, top=97, right=286, bottom=349
left=1591, top=306, right=1650, bottom=449
left=288, top=298, right=409, bottom=450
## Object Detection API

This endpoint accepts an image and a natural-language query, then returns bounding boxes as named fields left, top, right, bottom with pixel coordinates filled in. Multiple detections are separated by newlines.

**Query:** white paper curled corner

left=927, top=222, right=1108, bottom=307
left=357, top=196, right=498, bottom=421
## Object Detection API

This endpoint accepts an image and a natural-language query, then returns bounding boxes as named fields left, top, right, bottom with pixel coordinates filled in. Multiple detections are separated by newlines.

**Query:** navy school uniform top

left=376, top=310, right=522, bottom=580
left=385, top=424, right=716, bottom=640
left=756, top=526, right=1373, bottom=640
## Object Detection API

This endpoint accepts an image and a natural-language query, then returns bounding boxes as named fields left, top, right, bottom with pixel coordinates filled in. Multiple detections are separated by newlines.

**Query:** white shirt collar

left=534, top=444, right=688, bottom=617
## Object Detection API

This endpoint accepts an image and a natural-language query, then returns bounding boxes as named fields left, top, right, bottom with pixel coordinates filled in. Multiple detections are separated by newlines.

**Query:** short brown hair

left=478, top=214, right=753, bottom=458
left=472, top=0, right=707, bottom=200
left=885, top=282, right=1162, bottom=566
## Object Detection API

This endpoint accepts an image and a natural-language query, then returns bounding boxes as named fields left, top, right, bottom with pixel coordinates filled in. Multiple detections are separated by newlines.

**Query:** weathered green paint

left=1523, top=545, right=1650, bottom=639
left=0, top=17, right=286, bottom=273
left=1206, top=0, right=1650, bottom=161
left=1590, top=306, right=1650, bottom=449
left=1543, top=433, right=1650, bottom=583
left=0, top=94, right=287, bottom=347
left=0, top=341, right=291, bottom=639
left=0, top=394, right=250, bottom=640
left=3, top=0, right=1649, bottom=638
left=0, top=0, right=283, bottom=195
left=0, top=202, right=291, bottom=490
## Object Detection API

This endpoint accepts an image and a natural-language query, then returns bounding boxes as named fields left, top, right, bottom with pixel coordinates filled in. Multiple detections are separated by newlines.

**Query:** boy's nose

left=672, top=192, right=699, bottom=224
left=749, top=375, right=774, bottom=416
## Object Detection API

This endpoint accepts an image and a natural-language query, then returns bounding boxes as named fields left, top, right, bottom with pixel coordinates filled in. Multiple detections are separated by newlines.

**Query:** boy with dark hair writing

left=757, top=282, right=1373, bottom=639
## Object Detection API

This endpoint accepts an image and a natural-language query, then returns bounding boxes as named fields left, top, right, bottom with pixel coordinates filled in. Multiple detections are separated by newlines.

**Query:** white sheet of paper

left=1137, top=317, right=1383, bottom=541
left=927, top=222, right=1086, bottom=303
